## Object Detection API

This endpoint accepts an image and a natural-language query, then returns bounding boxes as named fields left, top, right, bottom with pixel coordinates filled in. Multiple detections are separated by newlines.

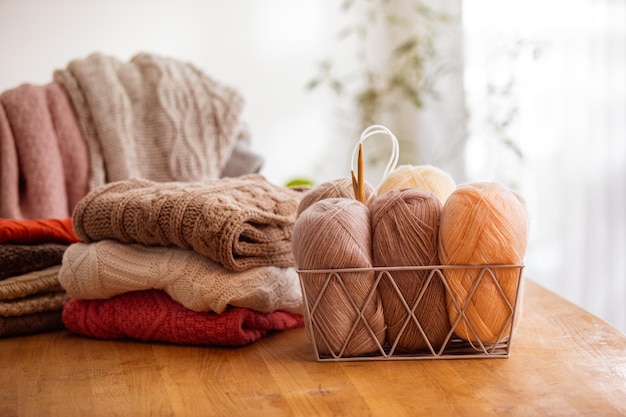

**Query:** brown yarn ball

left=439, top=182, right=528, bottom=345
left=292, top=198, right=386, bottom=357
left=371, top=189, right=450, bottom=353
left=296, top=177, right=374, bottom=217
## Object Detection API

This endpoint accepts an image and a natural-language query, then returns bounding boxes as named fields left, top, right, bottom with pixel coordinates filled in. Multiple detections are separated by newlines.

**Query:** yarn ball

left=296, top=177, right=374, bottom=217
left=439, top=182, right=528, bottom=345
left=371, top=189, right=450, bottom=353
left=377, top=165, right=457, bottom=204
left=292, top=198, right=385, bottom=357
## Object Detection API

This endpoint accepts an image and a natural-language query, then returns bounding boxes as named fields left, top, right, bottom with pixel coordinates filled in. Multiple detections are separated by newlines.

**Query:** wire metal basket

left=297, top=265, right=524, bottom=362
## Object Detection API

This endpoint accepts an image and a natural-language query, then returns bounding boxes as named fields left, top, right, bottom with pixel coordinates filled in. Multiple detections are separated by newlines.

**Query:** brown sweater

left=72, top=175, right=304, bottom=271
left=0, top=243, right=68, bottom=280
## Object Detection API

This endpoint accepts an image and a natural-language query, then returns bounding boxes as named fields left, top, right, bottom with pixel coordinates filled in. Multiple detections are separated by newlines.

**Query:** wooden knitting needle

left=358, top=142, right=365, bottom=203
left=350, top=142, right=366, bottom=203
left=351, top=170, right=359, bottom=202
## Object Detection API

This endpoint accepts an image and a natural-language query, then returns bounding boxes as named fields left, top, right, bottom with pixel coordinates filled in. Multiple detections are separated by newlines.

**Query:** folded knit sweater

left=0, top=292, right=68, bottom=318
left=0, top=218, right=77, bottom=337
left=53, top=52, right=254, bottom=189
left=0, top=266, right=68, bottom=337
left=63, top=290, right=304, bottom=347
left=0, top=83, right=89, bottom=219
left=0, top=265, right=64, bottom=301
left=0, top=218, right=80, bottom=244
left=0, top=244, right=68, bottom=280
left=59, top=240, right=302, bottom=314
left=0, top=265, right=69, bottom=317
left=0, top=311, right=64, bottom=338
left=72, top=175, right=304, bottom=271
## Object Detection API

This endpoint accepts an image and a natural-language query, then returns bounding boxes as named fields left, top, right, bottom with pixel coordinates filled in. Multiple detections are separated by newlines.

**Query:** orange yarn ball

left=296, top=177, right=374, bottom=217
left=292, top=198, right=385, bottom=357
left=377, top=165, right=457, bottom=204
left=439, top=182, right=528, bottom=345
left=371, top=189, right=450, bottom=353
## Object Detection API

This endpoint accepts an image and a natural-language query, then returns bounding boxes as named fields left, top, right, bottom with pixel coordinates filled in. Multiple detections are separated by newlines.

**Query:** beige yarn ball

left=377, top=165, right=456, bottom=204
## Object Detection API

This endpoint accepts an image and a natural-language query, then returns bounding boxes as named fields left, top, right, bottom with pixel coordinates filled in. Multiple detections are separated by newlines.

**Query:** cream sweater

left=59, top=240, right=303, bottom=315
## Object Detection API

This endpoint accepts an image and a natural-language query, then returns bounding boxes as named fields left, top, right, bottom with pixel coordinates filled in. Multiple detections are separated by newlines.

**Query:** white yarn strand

left=350, top=125, right=400, bottom=197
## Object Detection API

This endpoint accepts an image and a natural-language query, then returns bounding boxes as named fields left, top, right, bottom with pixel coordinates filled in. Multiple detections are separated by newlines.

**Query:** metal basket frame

left=297, top=265, right=524, bottom=362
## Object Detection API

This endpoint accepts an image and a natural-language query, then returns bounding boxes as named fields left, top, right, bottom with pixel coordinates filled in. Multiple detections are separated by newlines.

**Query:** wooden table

left=1, top=280, right=625, bottom=417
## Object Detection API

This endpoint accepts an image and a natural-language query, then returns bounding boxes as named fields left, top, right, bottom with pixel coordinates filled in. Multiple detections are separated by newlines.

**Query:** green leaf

left=393, top=38, right=418, bottom=56
left=286, top=178, right=316, bottom=188
left=306, top=79, right=320, bottom=91
left=330, top=79, right=344, bottom=95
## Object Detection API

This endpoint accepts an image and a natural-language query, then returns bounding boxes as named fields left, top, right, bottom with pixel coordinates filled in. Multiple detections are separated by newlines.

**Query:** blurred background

left=1, top=0, right=624, bottom=332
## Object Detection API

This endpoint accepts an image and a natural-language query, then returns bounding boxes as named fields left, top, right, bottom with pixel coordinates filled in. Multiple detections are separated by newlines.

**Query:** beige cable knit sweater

left=59, top=241, right=302, bottom=314
left=54, top=52, right=248, bottom=189
left=72, top=175, right=304, bottom=271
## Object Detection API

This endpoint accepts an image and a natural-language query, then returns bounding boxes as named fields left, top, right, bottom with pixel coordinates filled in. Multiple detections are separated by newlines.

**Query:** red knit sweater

left=63, top=290, right=304, bottom=347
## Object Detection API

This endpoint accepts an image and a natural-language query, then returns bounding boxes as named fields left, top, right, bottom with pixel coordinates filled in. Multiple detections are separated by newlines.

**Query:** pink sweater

left=0, top=83, right=89, bottom=219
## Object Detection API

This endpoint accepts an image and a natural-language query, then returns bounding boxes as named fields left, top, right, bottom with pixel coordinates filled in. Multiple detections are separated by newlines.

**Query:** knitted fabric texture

left=0, top=266, right=64, bottom=301
left=0, top=83, right=89, bottom=219
left=0, top=244, right=68, bottom=280
left=72, top=175, right=304, bottom=271
left=0, top=265, right=68, bottom=318
left=62, top=289, right=304, bottom=346
left=59, top=241, right=303, bottom=314
left=0, top=311, right=64, bottom=338
left=0, top=292, right=69, bottom=317
left=53, top=52, right=251, bottom=189
left=0, top=218, right=80, bottom=244
left=0, top=265, right=69, bottom=333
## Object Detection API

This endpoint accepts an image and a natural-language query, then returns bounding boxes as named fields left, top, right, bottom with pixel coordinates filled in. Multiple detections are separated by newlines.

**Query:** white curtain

left=463, top=0, right=626, bottom=332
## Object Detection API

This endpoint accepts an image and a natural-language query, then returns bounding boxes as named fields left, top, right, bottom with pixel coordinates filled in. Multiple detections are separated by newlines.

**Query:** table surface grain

left=1, top=280, right=625, bottom=417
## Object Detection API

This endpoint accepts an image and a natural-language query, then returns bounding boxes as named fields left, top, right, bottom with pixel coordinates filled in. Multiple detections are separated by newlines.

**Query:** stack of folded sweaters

left=0, top=218, right=80, bottom=337
left=58, top=175, right=306, bottom=346
left=0, top=52, right=305, bottom=346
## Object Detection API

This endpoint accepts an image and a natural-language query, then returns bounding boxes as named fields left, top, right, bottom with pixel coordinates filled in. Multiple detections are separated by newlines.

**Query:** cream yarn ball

left=377, top=165, right=456, bottom=204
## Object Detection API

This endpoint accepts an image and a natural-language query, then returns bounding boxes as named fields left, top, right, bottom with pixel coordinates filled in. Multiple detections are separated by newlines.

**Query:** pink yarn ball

left=296, top=177, right=374, bottom=217
left=292, top=198, right=385, bottom=357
